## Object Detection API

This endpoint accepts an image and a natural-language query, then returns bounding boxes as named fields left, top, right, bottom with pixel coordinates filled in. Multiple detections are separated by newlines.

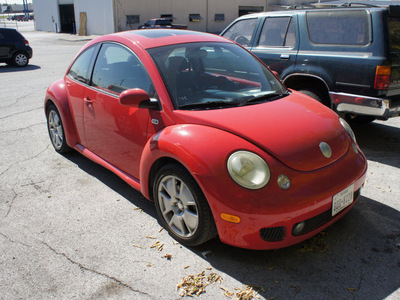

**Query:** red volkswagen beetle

left=45, top=30, right=367, bottom=250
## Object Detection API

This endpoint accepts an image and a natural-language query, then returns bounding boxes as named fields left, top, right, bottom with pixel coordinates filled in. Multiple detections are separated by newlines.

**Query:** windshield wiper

left=179, top=100, right=237, bottom=110
left=245, top=91, right=290, bottom=104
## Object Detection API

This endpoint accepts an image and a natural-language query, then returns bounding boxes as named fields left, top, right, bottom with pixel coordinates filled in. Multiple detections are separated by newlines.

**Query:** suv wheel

left=298, top=89, right=324, bottom=103
left=13, top=52, right=29, bottom=67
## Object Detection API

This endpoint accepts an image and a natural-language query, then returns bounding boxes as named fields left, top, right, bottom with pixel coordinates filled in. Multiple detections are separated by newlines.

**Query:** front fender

left=44, top=79, right=78, bottom=148
left=139, top=124, right=261, bottom=201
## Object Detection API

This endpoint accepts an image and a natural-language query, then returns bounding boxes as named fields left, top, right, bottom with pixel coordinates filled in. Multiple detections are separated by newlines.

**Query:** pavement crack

left=0, top=107, right=42, bottom=121
left=42, top=242, right=154, bottom=299
left=1, top=145, right=51, bottom=176
left=0, top=121, right=46, bottom=134
left=0, top=232, right=32, bottom=248
left=4, top=188, right=17, bottom=218
left=0, top=90, right=37, bottom=109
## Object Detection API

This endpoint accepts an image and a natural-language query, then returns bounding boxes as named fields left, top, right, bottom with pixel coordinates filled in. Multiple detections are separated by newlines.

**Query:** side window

left=285, top=18, right=296, bottom=47
left=67, top=46, right=96, bottom=84
left=306, top=10, right=371, bottom=45
left=92, top=43, right=153, bottom=95
left=258, top=17, right=294, bottom=47
left=221, top=18, right=258, bottom=47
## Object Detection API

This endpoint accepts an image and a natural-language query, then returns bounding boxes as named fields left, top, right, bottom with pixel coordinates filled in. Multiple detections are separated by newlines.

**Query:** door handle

left=84, top=97, right=93, bottom=105
left=280, top=54, right=290, bottom=60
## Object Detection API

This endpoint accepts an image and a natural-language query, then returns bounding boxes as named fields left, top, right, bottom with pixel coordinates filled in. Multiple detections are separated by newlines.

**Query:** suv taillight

left=374, top=66, right=391, bottom=90
left=24, top=39, right=29, bottom=46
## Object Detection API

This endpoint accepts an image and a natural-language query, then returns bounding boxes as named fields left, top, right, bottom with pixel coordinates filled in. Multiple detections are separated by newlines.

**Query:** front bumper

left=197, top=142, right=367, bottom=250
left=330, top=91, right=400, bottom=118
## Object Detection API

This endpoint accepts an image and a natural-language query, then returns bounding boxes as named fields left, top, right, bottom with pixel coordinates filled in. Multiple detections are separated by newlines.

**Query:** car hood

left=172, top=91, right=350, bottom=172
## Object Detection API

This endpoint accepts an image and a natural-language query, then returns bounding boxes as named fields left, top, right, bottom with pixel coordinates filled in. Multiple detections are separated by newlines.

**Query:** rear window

left=306, top=10, right=371, bottom=46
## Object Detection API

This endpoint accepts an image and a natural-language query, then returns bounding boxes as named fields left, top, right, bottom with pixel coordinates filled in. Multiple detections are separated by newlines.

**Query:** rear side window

left=258, top=17, right=296, bottom=47
left=306, top=10, right=371, bottom=45
left=221, top=18, right=258, bottom=47
left=67, top=46, right=96, bottom=84
left=92, top=43, right=153, bottom=95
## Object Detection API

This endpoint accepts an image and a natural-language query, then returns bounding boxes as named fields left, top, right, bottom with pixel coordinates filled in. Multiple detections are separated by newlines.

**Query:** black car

left=221, top=3, right=400, bottom=122
left=0, top=28, right=33, bottom=67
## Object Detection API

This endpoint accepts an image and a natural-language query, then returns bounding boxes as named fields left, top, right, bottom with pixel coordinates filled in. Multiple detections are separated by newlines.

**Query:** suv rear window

left=306, top=10, right=371, bottom=46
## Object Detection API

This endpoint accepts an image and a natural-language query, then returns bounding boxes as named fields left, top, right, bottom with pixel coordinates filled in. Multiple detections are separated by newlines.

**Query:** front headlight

left=339, top=118, right=357, bottom=144
left=227, top=151, right=270, bottom=189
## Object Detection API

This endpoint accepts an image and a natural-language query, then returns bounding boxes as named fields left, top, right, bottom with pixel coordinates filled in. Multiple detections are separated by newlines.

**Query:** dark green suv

left=221, top=3, right=400, bottom=122
left=0, top=28, right=32, bottom=67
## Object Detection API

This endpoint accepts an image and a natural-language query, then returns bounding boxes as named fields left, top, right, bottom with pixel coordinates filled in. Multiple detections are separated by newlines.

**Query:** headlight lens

left=339, top=118, right=357, bottom=144
left=227, top=151, right=270, bottom=189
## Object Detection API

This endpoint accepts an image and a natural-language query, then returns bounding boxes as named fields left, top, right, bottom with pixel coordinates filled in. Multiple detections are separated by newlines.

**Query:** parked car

left=44, top=29, right=367, bottom=250
left=220, top=3, right=400, bottom=122
left=0, top=28, right=32, bottom=67
left=138, top=18, right=187, bottom=30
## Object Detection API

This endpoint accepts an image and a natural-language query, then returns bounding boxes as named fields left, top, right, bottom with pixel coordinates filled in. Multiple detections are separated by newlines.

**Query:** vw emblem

left=319, top=142, right=332, bottom=158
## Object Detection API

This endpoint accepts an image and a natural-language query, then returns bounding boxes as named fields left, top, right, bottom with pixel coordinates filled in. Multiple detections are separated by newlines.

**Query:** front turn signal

left=221, top=213, right=241, bottom=224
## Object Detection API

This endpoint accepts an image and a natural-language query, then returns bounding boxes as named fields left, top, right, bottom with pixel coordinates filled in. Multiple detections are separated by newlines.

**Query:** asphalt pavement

left=0, top=22, right=399, bottom=300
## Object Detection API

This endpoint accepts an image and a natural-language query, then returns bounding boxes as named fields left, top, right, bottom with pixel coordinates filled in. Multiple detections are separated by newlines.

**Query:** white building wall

left=32, top=0, right=281, bottom=35
left=74, top=0, right=114, bottom=35
left=32, top=0, right=61, bottom=32
left=115, top=0, right=268, bottom=33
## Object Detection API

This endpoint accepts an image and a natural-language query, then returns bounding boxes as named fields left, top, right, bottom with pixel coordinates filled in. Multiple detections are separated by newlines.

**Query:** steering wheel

left=234, top=35, right=250, bottom=46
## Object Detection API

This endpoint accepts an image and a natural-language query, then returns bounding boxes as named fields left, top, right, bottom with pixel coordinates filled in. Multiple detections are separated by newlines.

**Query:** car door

left=83, top=42, right=156, bottom=179
left=65, top=44, right=98, bottom=144
left=250, top=16, right=299, bottom=77
left=0, top=30, right=13, bottom=59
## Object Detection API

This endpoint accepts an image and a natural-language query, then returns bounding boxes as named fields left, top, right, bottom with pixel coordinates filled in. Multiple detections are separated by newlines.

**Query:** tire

left=46, top=104, right=71, bottom=154
left=153, top=163, right=217, bottom=246
left=298, top=89, right=329, bottom=106
left=13, top=52, right=29, bottom=67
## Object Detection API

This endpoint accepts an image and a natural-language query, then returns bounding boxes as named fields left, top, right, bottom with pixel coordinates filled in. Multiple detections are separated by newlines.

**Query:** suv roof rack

left=339, top=2, right=379, bottom=7
left=286, top=4, right=315, bottom=10
left=286, top=1, right=380, bottom=10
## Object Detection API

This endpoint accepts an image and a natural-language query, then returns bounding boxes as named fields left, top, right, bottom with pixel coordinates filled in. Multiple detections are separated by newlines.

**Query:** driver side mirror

left=119, top=88, right=160, bottom=110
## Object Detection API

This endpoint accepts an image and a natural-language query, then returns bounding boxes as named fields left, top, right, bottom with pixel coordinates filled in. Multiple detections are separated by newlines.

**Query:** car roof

left=0, top=28, right=17, bottom=32
left=87, top=29, right=231, bottom=50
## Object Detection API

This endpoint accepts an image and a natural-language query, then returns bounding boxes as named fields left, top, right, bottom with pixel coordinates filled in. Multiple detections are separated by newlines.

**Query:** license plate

left=332, top=184, right=354, bottom=216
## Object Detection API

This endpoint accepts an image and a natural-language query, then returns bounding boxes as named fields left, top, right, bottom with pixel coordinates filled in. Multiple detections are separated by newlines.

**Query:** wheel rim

left=15, top=54, right=27, bottom=66
left=157, top=175, right=199, bottom=238
left=48, top=110, right=64, bottom=150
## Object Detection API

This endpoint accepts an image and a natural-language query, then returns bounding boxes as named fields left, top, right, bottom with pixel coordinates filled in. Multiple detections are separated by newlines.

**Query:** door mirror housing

left=119, top=89, right=160, bottom=110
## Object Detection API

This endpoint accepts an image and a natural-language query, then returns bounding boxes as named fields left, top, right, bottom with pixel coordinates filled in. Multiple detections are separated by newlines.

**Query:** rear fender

left=44, top=79, right=78, bottom=148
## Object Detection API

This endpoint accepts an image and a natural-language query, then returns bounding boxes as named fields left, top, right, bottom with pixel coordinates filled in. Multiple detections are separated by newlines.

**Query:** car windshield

left=147, top=42, right=288, bottom=110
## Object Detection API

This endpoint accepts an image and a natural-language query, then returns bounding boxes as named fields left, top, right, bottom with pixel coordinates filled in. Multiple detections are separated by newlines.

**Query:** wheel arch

left=283, top=73, right=332, bottom=106
left=139, top=124, right=250, bottom=202
left=44, top=80, right=78, bottom=148
left=147, top=156, right=185, bottom=201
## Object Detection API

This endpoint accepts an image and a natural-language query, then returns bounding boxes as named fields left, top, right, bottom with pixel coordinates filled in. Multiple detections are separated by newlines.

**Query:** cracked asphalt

left=1, top=22, right=399, bottom=300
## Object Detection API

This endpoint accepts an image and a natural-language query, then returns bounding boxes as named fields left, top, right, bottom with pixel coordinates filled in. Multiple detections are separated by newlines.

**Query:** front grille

left=292, top=188, right=361, bottom=237
left=260, top=226, right=285, bottom=242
